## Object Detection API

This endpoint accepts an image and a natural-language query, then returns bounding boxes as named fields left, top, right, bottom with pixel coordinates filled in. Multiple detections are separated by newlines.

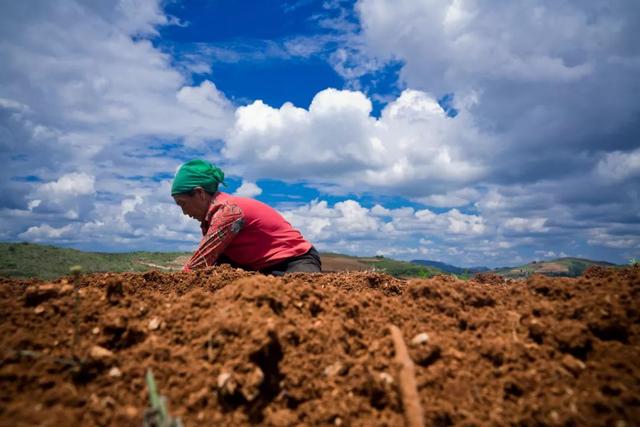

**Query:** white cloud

left=225, top=88, right=490, bottom=195
left=416, top=187, right=481, bottom=208
left=357, top=0, right=618, bottom=85
left=27, top=200, right=41, bottom=211
left=587, top=228, right=640, bottom=249
left=503, top=217, right=549, bottom=233
left=19, top=224, right=73, bottom=240
left=233, top=181, right=263, bottom=198
left=39, top=172, right=96, bottom=199
left=280, top=198, right=490, bottom=261
left=596, top=149, right=640, bottom=182
left=0, top=0, right=236, bottom=251
left=0, top=0, right=234, bottom=177
left=445, top=209, right=486, bottom=235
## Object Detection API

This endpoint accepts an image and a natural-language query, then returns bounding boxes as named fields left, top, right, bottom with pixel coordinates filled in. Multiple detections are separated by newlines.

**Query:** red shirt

left=183, top=192, right=312, bottom=271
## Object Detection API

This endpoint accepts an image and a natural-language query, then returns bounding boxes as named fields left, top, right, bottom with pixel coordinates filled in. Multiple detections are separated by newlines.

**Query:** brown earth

left=0, top=265, right=639, bottom=426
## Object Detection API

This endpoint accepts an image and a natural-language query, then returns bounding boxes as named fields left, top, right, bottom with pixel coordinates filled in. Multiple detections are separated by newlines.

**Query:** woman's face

left=173, top=188, right=210, bottom=222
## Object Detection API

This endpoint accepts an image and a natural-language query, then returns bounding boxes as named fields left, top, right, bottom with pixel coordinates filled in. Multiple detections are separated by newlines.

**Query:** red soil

left=0, top=265, right=638, bottom=426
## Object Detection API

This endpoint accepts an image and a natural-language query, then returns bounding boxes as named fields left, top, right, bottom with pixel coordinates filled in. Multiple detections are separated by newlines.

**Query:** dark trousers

left=260, top=246, right=322, bottom=276
left=217, top=246, right=322, bottom=275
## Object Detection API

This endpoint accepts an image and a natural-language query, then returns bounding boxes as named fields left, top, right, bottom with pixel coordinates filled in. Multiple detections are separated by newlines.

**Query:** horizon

left=1, top=1, right=639, bottom=267
left=0, top=241, right=622, bottom=270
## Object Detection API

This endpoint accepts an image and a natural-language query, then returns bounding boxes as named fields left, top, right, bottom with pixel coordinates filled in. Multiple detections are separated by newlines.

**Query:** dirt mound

left=471, top=271, right=506, bottom=285
left=1, top=266, right=639, bottom=426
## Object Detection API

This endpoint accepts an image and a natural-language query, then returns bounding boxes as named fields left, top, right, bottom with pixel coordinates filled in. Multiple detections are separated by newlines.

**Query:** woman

left=172, top=159, right=321, bottom=274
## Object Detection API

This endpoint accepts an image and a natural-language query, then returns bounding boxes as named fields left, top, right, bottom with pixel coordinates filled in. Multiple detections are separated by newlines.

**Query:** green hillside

left=0, top=242, right=188, bottom=280
left=359, top=256, right=444, bottom=278
left=494, top=257, right=617, bottom=278
left=0, top=242, right=444, bottom=280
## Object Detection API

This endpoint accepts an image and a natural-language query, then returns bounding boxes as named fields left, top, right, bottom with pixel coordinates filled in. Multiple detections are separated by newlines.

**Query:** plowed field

left=1, top=266, right=638, bottom=426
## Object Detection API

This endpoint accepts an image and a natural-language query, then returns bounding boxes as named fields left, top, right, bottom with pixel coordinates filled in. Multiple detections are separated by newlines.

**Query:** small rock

left=379, top=372, right=394, bottom=385
left=148, top=317, right=161, bottom=331
left=410, top=332, right=430, bottom=346
left=108, top=367, right=122, bottom=377
left=324, top=361, right=346, bottom=377
left=217, top=372, right=231, bottom=388
left=123, top=405, right=138, bottom=418
left=90, top=345, right=115, bottom=361
left=335, top=417, right=343, bottom=426
left=241, top=367, right=265, bottom=402
left=92, top=327, right=100, bottom=335
left=217, top=372, right=238, bottom=397
left=34, top=306, right=45, bottom=315
left=561, top=354, right=586, bottom=376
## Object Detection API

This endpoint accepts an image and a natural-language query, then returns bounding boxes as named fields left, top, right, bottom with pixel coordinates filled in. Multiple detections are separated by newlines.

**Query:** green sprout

left=630, top=258, right=638, bottom=266
left=144, top=369, right=183, bottom=427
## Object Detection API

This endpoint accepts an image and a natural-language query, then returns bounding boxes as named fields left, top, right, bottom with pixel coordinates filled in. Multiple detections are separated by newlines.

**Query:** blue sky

left=1, top=0, right=639, bottom=267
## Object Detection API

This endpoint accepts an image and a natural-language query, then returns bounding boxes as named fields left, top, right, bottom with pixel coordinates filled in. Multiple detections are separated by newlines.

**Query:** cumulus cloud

left=38, top=173, right=96, bottom=200
left=281, top=199, right=488, bottom=258
left=415, top=187, right=481, bottom=208
left=0, top=0, right=234, bottom=187
left=587, top=228, right=640, bottom=250
left=226, top=88, right=490, bottom=195
left=596, top=149, right=640, bottom=182
left=19, top=224, right=73, bottom=240
left=233, top=181, right=263, bottom=198
left=0, top=0, right=234, bottom=251
left=275, top=196, right=577, bottom=265
left=503, top=217, right=549, bottom=233
left=355, top=0, right=640, bottom=155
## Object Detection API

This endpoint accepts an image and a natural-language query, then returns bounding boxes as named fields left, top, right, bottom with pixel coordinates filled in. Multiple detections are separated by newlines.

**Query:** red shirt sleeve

left=183, top=202, right=244, bottom=271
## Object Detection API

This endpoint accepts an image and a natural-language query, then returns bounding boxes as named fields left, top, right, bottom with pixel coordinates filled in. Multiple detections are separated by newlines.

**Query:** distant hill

left=0, top=242, right=188, bottom=280
left=493, top=257, right=618, bottom=278
left=0, top=242, right=444, bottom=280
left=2, top=243, right=614, bottom=281
left=410, top=259, right=489, bottom=275
left=412, top=257, right=619, bottom=278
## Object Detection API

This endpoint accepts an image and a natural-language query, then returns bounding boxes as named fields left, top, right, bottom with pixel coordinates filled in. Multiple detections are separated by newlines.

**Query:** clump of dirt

left=1, top=265, right=639, bottom=426
left=471, top=271, right=506, bottom=285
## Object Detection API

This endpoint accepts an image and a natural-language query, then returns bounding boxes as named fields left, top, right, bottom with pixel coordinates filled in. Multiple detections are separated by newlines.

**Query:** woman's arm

left=183, top=202, right=244, bottom=271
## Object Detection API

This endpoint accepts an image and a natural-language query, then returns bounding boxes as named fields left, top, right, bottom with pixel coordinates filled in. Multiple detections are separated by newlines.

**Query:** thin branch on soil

left=389, top=324, right=425, bottom=427
left=70, top=265, right=82, bottom=353
left=207, top=330, right=213, bottom=362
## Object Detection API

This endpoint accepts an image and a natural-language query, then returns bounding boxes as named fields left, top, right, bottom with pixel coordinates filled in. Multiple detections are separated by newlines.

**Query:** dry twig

left=389, top=324, right=424, bottom=427
left=70, top=265, right=82, bottom=353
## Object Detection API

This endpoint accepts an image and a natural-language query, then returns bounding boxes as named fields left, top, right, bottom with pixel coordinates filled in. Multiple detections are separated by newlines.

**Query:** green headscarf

left=171, top=159, right=225, bottom=196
